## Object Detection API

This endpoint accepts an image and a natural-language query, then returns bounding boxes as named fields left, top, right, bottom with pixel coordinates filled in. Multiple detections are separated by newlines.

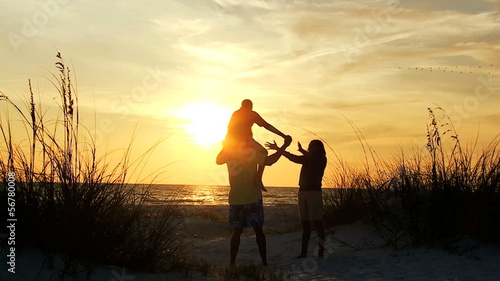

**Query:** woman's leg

left=309, top=191, right=325, bottom=257
left=299, top=221, right=311, bottom=258
left=314, top=221, right=325, bottom=257
left=297, top=191, right=310, bottom=257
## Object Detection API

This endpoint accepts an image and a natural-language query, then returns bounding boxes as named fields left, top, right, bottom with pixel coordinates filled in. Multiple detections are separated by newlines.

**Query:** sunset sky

left=1, top=0, right=499, bottom=187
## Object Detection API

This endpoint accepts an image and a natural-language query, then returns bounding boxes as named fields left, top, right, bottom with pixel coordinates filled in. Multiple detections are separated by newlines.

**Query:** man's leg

left=314, top=221, right=325, bottom=257
left=230, top=228, right=244, bottom=265
left=253, top=226, right=268, bottom=266
left=299, top=221, right=311, bottom=258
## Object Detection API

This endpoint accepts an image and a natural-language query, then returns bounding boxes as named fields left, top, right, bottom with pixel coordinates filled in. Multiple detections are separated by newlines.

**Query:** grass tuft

left=323, top=107, right=500, bottom=248
left=0, top=53, right=187, bottom=273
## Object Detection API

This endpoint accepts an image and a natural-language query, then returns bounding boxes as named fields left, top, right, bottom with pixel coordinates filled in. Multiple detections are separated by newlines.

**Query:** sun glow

left=177, top=102, right=232, bottom=146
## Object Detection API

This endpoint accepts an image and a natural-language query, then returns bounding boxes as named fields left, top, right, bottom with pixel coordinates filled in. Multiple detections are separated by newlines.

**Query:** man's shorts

left=298, top=191, right=323, bottom=221
left=229, top=200, right=264, bottom=228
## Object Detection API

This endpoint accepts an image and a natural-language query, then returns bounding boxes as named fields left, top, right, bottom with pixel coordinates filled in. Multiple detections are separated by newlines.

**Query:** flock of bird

left=399, top=64, right=494, bottom=75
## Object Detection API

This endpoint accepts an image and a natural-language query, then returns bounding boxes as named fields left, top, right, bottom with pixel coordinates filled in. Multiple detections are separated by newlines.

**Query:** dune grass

left=323, top=108, right=500, bottom=248
left=0, top=53, right=188, bottom=273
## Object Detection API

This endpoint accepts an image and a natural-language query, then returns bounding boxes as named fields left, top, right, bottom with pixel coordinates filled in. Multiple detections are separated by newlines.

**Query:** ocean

left=142, top=184, right=300, bottom=206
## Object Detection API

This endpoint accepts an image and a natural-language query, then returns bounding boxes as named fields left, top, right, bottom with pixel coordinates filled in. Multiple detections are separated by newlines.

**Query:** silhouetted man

left=216, top=135, right=292, bottom=266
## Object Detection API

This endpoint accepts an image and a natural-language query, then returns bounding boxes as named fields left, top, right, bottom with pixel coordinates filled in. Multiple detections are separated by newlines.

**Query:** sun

left=177, top=102, right=232, bottom=146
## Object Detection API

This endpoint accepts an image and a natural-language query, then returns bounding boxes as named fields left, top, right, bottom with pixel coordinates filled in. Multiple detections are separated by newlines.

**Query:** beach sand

left=3, top=204, right=500, bottom=280
left=173, top=205, right=500, bottom=280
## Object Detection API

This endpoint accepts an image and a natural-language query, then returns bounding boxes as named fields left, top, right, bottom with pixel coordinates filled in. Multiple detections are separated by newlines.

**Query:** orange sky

left=1, top=0, right=499, bottom=186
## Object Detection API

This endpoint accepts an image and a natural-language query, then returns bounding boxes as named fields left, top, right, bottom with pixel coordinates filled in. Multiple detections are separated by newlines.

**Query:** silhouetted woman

left=267, top=139, right=327, bottom=258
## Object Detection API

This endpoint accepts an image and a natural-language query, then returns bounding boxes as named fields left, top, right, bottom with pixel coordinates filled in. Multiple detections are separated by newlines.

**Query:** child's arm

left=254, top=112, right=287, bottom=139
left=262, top=122, right=287, bottom=139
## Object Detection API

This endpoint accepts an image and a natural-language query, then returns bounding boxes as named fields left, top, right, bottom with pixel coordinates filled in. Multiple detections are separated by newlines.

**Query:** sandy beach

left=4, top=204, right=500, bottom=281
left=175, top=205, right=500, bottom=280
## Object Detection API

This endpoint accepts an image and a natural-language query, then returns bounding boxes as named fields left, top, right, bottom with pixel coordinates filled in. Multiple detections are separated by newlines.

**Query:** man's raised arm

left=264, top=135, right=292, bottom=166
